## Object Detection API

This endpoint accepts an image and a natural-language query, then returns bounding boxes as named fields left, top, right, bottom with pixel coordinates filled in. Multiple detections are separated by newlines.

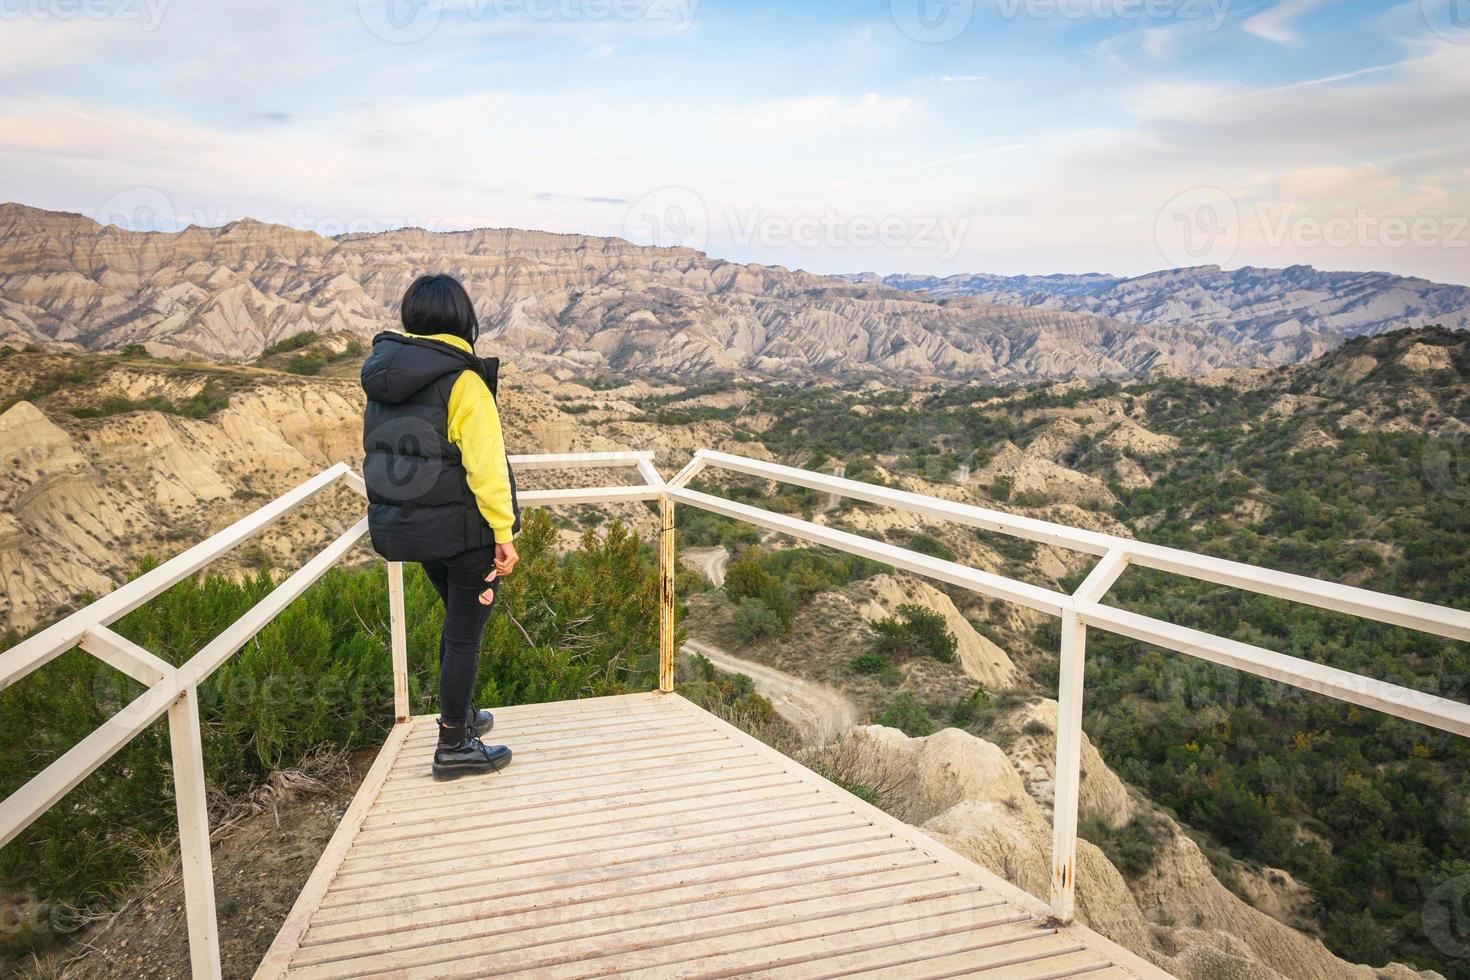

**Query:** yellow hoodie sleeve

left=445, top=370, right=516, bottom=544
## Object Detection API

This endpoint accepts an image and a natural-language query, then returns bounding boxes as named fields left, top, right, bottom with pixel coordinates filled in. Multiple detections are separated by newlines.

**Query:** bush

left=732, top=597, right=783, bottom=641
left=950, top=686, right=991, bottom=725
left=875, top=693, right=933, bottom=737
left=848, top=652, right=899, bottom=686
left=870, top=604, right=956, bottom=663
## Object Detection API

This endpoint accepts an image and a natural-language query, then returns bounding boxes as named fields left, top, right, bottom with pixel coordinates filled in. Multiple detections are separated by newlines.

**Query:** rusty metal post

left=658, top=494, right=676, bottom=693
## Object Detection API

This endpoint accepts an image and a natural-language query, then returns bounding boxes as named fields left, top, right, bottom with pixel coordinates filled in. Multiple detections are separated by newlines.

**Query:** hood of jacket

left=360, top=330, right=484, bottom=405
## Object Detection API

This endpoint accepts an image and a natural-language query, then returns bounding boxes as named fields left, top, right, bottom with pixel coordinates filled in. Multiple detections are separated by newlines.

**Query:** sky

left=1, top=0, right=1468, bottom=284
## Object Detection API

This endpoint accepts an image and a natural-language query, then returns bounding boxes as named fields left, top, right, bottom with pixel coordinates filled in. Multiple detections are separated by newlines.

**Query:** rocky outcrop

left=840, top=723, right=1442, bottom=980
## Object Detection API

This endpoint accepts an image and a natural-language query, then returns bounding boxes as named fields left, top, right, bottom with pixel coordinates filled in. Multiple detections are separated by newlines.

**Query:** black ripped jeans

left=421, top=546, right=499, bottom=734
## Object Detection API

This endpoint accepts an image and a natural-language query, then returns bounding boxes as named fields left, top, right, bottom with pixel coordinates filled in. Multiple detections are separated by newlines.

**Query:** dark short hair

left=400, top=273, right=479, bottom=344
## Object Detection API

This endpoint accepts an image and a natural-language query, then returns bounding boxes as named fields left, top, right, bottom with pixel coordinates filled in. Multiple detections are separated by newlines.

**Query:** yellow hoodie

left=409, top=331, right=517, bottom=544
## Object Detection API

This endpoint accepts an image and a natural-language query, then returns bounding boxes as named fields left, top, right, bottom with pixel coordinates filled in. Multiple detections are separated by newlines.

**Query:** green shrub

left=732, top=597, right=783, bottom=641
left=870, top=603, right=956, bottom=663
left=950, top=686, right=991, bottom=725
left=874, top=693, right=933, bottom=737
left=848, top=651, right=900, bottom=685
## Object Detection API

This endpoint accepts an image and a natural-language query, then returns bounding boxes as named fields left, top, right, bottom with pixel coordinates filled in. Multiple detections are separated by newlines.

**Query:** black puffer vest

left=360, top=331, right=520, bottom=562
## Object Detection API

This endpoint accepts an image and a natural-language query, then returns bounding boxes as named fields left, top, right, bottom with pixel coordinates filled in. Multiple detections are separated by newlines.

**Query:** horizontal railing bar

left=0, top=519, right=371, bottom=849
left=517, top=486, right=661, bottom=506
left=695, top=450, right=1116, bottom=556
left=1078, top=601, right=1470, bottom=738
left=177, top=519, right=369, bottom=688
left=80, top=626, right=174, bottom=687
left=0, top=681, right=179, bottom=849
left=697, top=449, right=1470, bottom=644
left=666, top=486, right=1070, bottom=617
left=674, top=481, right=1468, bottom=736
left=1122, top=542, right=1470, bottom=644
left=0, top=462, right=354, bottom=693
left=508, top=451, right=654, bottom=470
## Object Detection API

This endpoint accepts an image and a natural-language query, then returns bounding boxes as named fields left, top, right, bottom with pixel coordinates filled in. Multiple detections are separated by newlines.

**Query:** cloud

left=1243, top=0, right=1331, bottom=43
left=719, top=94, right=913, bottom=138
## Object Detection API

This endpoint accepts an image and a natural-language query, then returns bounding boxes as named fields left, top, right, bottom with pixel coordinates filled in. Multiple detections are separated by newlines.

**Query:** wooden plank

left=318, top=815, right=877, bottom=908
left=338, top=888, right=1005, bottom=980
left=305, top=839, right=924, bottom=931
left=300, top=852, right=939, bottom=950
left=395, top=713, right=701, bottom=753
left=329, top=800, right=853, bottom=889
left=963, top=948, right=1128, bottom=978
left=351, top=772, right=801, bottom=844
left=254, top=723, right=412, bottom=979
left=376, top=737, right=742, bottom=798
left=359, top=760, right=784, bottom=827
left=310, top=832, right=910, bottom=928
left=734, top=920, right=1060, bottom=979
left=396, top=702, right=680, bottom=744
left=350, top=779, right=815, bottom=848
left=464, top=902, right=1018, bottom=980
left=336, top=795, right=847, bottom=874
left=288, top=866, right=969, bottom=977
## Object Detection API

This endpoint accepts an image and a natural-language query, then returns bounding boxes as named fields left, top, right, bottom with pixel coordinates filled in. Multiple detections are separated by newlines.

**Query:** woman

left=360, top=273, right=521, bottom=780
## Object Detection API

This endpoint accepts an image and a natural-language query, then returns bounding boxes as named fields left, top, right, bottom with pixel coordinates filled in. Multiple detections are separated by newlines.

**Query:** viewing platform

left=254, top=692, right=1164, bottom=979
left=2, top=450, right=1466, bottom=978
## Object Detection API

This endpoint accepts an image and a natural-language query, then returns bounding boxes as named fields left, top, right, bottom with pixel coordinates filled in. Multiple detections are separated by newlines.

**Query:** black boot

left=466, top=706, right=494, bottom=736
left=433, top=723, right=511, bottom=781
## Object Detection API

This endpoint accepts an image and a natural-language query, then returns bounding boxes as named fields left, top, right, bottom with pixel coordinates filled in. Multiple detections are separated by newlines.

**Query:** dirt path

left=680, top=547, right=728, bottom=587
left=684, top=639, right=858, bottom=743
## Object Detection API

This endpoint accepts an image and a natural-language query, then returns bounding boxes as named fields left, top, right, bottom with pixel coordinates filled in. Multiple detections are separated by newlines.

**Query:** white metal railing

left=2, top=448, right=1467, bottom=977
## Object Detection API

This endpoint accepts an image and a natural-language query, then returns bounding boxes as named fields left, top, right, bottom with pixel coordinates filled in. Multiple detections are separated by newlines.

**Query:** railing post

left=658, top=494, right=675, bottom=693
left=1049, top=609, right=1087, bottom=922
left=167, top=686, right=222, bottom=980
left=387, top=561, right=409, bottom=722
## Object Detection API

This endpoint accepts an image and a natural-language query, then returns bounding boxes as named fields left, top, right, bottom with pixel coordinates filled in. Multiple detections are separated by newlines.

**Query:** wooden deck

left=255, top=692, right=1170, bottom=979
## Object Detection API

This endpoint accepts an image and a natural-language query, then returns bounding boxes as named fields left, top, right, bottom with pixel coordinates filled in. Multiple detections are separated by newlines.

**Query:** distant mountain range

left=3, top=202, right=1467, bottom=384
left=844, top=266, right=1470, bottom=365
